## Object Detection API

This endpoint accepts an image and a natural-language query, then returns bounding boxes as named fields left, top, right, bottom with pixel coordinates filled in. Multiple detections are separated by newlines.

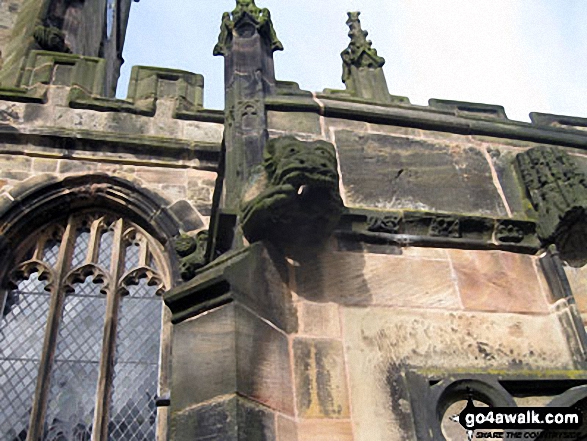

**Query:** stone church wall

left=2, top=2, right=587, bottom=440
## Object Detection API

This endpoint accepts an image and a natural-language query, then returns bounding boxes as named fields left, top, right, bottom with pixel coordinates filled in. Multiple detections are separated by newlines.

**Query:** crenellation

left=428, top=98, right=508, bottom=120
left=2, top=2, right=587, bottom=440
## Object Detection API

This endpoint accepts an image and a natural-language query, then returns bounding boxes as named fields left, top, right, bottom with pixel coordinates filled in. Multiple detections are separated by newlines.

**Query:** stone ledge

left=265, top=96, right=587, bottom=150
left=164, top=243, right=296, bottom=333
left=0, top=124, right=221, bottom=170
left=531, top=112, right=587, bottom=133
left=429, top=98, right=508, bottom=120
left=337, top=208, right=541, bottom=255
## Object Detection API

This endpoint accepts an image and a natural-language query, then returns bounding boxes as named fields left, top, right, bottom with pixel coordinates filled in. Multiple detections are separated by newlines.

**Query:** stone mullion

left=139, top=234, right=149, bottom=267
left=156, top=305, right=173, bottom=440
left=0, top=289, right=6, bottom=329
left=157, top=305, right=172, bottom=396
left=87, top=217, right=103, bottom=264
left=26, top=216, right=76, bottom=441
left=92, top=217, right=125, bottom=441
left=32, top=234, right=45, bottom=261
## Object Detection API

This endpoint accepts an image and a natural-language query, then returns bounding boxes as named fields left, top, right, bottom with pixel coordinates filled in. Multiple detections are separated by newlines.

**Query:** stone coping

left=265, top=95, right=587, bottom=150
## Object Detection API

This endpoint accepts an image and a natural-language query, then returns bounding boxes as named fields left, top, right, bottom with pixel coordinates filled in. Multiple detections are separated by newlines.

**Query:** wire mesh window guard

left=0, top=212, right=170, bottom=441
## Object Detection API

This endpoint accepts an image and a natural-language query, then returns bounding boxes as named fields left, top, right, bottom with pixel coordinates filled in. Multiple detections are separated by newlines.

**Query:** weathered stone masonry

left=2, top=1, right=587, bottom=440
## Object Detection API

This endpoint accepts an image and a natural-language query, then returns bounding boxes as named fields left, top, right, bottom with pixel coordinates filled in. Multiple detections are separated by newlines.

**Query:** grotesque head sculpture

left=240, top=136, right=344, bottom=250
left=175, top=230, right=209, bottom=281
left=264, top=136, right=340, bottom=189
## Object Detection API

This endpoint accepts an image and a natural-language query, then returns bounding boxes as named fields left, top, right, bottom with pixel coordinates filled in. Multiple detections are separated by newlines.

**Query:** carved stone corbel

left=516, top=146, right=587, bottom=267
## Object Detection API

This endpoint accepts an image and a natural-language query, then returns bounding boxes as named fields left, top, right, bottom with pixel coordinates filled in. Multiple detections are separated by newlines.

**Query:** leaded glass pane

left=1, top=213, right=168, bottom=440
left=0, top=273, right=50, bottom=440
left=109, top=280, right=161, bottom=440
left=124, top=243, right=141, bottom=272
left=44, top=278, right=106, bottom=440
left=1, top=360, right=38, bottom=440
left=98, top=230, right=114, bottom=270
left=52, top=279, right=106, bottom=362
left=108, top=364, right=158, bottom=441
left=43, top=240, right=60, bottom=268
left=71, top=230, right=91, bottom=268
left=43, top=361, right=97, bottom=441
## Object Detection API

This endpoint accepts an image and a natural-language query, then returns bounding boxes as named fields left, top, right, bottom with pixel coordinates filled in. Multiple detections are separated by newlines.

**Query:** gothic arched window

left=0, top=210, right=171, bottom=441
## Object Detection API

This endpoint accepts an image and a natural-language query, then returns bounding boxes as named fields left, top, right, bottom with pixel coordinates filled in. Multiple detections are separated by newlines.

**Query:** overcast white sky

left=118, top=1, right=587, bottom=123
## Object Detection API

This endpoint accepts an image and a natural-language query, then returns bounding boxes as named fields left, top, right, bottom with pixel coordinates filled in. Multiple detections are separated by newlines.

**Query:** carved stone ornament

left=429, top=216, right=461, bottom=238
left=119, top=267, right=165, bottom=296
left=175, top=230, right=209, bottom=281
left=367, top=214, right=401, bottom=234
left=516, top=146, right=587, bottom=267
left=213, top=0, right=283, bottom=56
left=33, top=25, right=71, bottom=53
left=240, top=136, right=344, bottom=250
left=495, top=221, right=524, bottom=243
left=340, top=11, right=385, bottom=84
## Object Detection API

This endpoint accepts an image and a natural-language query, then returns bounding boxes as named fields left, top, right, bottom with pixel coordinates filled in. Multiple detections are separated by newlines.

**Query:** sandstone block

left=293, top=338, right=350, bottom=418
left=32, top=158, right=58, bottom=173
left=342, top=307, right=574, bottom=441
left=170, top=303, right=294, bottom=415
left=268, top=111, right=321, bottom=135
left=298, top=302, right=341, bottom=338
left=295, top=250, right=461, bottom=309
left=449, top=249, right=549, bottom=313
left=136, top=167, right=187, bottom=185
left=57, top=159, right=98, bottom=173
left=334, top=130, right=506, bottom=216
left=297, top=420, right=353, bottom=441
left=277, top=415, right=298, bottom=441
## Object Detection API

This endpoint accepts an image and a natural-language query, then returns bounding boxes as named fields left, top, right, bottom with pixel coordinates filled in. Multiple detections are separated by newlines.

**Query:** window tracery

left=0, top=211, right=171, bottom=441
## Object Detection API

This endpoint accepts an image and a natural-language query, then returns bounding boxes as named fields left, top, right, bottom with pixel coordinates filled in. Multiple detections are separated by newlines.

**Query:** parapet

left=0, top=50, right=222, bottom=122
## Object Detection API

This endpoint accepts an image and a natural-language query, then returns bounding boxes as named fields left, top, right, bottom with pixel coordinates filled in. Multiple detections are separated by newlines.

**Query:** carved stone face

left=264, top=136, right=339, bottom=190
left=240, top=136, right=344, bottom=250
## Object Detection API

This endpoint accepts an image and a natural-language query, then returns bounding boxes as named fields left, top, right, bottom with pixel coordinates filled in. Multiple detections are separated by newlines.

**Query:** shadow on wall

left=294, top=243, right=371, bottom=305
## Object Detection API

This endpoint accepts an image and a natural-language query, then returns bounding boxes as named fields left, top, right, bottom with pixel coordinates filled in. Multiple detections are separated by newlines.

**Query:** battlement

left=0, top=50, right=222, bottom=122
left=1, top=4, right=587, bottom=441
left=2, top=52, right=587, bottom=149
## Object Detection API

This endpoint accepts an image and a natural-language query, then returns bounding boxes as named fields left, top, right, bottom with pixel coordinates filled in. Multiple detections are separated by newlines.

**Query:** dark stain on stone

left=476, top=342, right=496, bottom=361
left=386, top=363, right=415, bottom=439
left=315, top=340, right=341, bottom=417
left=0, top=107, right=19, bottom=122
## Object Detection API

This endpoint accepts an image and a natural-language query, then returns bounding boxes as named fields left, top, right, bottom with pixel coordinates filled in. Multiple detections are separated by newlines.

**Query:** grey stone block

left=335, top=130, right=507, bottom=216
left=170, top=395, right=276, bottom=441
left=170, top=302, right=293, bottom=415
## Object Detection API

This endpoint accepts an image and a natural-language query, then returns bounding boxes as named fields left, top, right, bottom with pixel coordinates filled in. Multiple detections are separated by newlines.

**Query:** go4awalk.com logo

left=451, top=396, right=583, bottom=440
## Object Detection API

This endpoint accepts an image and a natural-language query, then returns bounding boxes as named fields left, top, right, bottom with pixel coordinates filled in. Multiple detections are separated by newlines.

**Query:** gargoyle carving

left=33, top=25, right=71, bottom=53
left=240, top=136, right=344, bottom=249
left=175, top=230, right=209, bottom=281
